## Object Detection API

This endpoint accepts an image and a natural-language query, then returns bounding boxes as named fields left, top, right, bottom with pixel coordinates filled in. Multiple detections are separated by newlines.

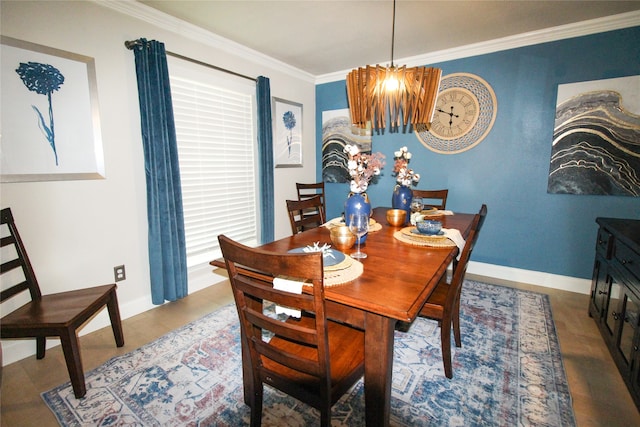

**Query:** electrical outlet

left=114, top=265, right=126, bottom=282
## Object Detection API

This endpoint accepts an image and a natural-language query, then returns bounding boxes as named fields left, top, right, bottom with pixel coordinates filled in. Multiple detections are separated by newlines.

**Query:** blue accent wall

left=316, top=27, right=640, bottom=280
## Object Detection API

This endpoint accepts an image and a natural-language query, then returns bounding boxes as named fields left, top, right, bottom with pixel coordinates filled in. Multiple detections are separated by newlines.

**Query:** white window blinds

left=168, top=57, right=258, bottom=268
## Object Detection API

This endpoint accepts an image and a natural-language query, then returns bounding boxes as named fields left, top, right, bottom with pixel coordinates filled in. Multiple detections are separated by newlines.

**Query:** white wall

left=0, top=0, right=317, bottom=364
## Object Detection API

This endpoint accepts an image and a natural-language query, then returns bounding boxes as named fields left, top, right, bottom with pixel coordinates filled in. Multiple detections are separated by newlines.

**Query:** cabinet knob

left=613, top=312, right=620, bottom=320
left=598, top=290, right=608, bottom=295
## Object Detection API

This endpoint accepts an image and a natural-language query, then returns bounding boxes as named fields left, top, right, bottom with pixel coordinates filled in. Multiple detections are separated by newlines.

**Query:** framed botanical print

left=1, top=36, right=104, bottom=182
left=272, top=97, right=302, bottom=168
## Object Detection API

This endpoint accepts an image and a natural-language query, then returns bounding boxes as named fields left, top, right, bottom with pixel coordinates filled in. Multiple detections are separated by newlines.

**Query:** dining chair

left=218, top=234, right=365, bottom=427
left=418, top=203, right=487, bottom=378
left=0, top=207, right=125, bottom=398
left=412, top=189, right=449, bottom=210
left=286, top=195, right=326, bottom=235
left=296, top=182, right=326, bottom=219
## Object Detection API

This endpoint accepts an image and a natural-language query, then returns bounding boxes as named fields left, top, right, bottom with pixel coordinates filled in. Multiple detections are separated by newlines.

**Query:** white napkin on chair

left=273, top=276, right=303, bottom=318
left=442, top=228, right=465, bottom=260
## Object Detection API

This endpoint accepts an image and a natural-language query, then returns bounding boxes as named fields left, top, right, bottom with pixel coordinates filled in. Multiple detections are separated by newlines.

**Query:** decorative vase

left=392, top=185, right=413, bottom=224
left=344, top=192, right=371, bottom=244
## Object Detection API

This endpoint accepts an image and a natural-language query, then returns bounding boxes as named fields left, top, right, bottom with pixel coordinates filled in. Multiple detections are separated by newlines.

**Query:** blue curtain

left=256, top=76, right=274, bottom=243
left=130, top=39, right=188, bottom=304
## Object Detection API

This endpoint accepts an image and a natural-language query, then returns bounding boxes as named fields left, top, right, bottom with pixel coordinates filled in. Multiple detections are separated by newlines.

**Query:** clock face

left=416, top=73, right=497, bottom=154
left=430, top=88, right=480, bottom=140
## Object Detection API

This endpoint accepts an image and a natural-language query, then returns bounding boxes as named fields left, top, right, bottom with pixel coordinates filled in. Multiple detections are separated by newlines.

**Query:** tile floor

left=1, top=275, right=639, bottom=426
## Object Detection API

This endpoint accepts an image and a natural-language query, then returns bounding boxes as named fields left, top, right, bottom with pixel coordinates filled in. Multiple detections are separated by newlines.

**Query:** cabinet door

left=590, top=254, right=609, bottom=318
left=616, top=287, right=640, bottom=372
left=631, top=327, right=640, bottom=399
left=604, top=275, right=623, bottom=343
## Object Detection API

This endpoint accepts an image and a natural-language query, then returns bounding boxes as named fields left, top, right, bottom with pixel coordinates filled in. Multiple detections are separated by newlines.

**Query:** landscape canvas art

left=547, top=75, right=640, bottom=196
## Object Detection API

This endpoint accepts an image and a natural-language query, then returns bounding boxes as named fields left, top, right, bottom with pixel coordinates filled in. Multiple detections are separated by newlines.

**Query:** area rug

left=42, top=280, right=576, bottom=426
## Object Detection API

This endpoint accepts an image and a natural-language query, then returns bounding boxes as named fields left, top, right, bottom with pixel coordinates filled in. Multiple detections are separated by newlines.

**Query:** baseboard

left=467, top=261, right=592, bottom=295
left=1, top=264, right=587, bottom=366
left=0, top=270, right=229, bottom=366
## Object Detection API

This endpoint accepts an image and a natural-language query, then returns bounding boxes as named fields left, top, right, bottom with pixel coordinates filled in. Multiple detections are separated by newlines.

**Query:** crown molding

left=316, top=10, right=640, bottom=85
left=95, top=0, right=315, bottom=83
left=95, top=1, right=638, bottom=86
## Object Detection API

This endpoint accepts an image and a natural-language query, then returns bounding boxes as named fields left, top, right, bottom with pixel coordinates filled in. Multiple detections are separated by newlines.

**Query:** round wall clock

left=416, top=73, right=497, bottom=154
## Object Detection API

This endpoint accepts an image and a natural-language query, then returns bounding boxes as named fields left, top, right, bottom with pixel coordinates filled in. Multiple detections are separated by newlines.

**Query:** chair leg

left=320, top=405, right=332, bottom=427
left=441, top=320, right=453, bottom=379
left=452, top=298, right=462, bottom=348
left=36, top=336, right=46, bottom=359
left=59, top=329, right=86, bottom=398
left=106, top=291, right=125, bottom=347
left=249, top=383, right=263, bottom=427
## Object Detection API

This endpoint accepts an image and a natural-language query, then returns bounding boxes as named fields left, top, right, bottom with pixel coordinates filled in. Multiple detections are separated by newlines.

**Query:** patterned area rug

left=42, top=281, right=576, bottom=426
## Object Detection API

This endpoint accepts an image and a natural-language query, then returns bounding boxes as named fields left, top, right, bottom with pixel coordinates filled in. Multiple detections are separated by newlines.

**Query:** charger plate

left=324, top=254, right=353, bottom=272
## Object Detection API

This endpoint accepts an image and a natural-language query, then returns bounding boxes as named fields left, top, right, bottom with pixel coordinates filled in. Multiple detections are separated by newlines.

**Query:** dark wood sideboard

left=589, top=217, right=640, bottom=409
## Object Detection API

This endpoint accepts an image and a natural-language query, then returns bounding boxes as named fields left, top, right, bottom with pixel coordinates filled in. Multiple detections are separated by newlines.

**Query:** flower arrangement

left=343, top=144, right=385, bottom=193
left=393, top=146, right=420, bottom=187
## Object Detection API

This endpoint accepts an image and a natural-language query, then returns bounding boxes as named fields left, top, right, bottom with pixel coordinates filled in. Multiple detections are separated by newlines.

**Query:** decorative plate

left=288, top=247, right=345, bottom=267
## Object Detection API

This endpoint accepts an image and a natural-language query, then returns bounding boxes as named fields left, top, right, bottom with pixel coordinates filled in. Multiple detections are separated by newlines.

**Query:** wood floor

left=1, top=275, right=639, bottom=426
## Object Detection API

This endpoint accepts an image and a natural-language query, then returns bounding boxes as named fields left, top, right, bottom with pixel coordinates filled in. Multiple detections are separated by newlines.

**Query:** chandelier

left=346, top=0, right=442, bottom=132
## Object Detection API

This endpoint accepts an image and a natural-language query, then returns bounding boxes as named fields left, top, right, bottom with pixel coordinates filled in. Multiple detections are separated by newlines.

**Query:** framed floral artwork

left=272, top=97, right=302, bottom=168
left=1, top=36, right=104, bottom=182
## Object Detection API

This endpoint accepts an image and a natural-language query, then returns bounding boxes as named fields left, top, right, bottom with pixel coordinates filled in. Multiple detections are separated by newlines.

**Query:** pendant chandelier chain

left=390, top=0, right=396, bottom=68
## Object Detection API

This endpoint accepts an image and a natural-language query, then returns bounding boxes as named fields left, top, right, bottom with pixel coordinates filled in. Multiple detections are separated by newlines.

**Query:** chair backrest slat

left=286, top=195, right=326, bottom=234
left=1, top=207, right=42, bottom=303
left=447, top=204, right=487, bottom=306
left=412, top=189, right=448, bottom=210
left=296, top=182, right=326, bottom=218
left=218, top=234, right=330, bottom=383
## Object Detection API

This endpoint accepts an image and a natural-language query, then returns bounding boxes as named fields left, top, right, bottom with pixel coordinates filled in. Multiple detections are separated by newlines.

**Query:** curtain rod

left=124, top=39, right=257, bottom=82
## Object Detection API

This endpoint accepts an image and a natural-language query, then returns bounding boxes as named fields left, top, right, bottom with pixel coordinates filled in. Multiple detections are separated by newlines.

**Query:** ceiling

left=139, top=1, right=640, bottom=76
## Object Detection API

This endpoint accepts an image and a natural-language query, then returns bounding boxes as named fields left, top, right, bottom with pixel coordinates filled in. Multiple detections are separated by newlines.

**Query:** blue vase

left=344, top=192, right=371, bottom=244
left=392, top=185, right=413, bottom=224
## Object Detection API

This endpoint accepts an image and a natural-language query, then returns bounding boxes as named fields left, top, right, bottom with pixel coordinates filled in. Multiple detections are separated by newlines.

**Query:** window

left=168, top=57, right=259, bottom=279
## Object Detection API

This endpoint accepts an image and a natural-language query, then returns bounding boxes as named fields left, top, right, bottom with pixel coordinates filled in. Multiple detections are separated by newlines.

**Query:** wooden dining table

left=212, top=206, right=476, bottom=426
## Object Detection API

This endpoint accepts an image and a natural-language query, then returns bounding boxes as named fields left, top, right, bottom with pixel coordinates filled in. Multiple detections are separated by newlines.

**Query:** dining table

left=212, top=206, right=476, bottom=427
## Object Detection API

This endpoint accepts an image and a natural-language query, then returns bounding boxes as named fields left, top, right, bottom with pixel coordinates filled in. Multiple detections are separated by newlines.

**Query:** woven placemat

left=369, top=222, right=382, bottom=232
left=394, top=228, right=457, bottom=248
left=324, top=217, right=379, bottom=229
left=324, top=258, right=363, bottom=286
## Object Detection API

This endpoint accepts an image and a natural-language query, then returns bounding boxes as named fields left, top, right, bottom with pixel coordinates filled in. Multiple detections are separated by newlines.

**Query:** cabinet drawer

left=596, top=227, right=613, bottom=258
left=614, top=239, right=640, bottom=282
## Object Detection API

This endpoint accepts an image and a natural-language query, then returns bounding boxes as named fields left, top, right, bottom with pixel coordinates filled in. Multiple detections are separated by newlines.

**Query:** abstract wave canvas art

left=547, top=75, right=640, bottom=197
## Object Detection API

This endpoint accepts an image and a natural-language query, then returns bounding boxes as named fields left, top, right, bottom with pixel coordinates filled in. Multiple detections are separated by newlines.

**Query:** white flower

left=392, top=146, right=420, bottom=187
left=343, top=144, right=385, bottom=193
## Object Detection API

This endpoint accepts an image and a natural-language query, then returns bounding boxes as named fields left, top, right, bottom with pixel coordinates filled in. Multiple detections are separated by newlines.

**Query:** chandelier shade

left=346, top=65, right=442, bottom=132
left=346, top=0, right=442, bottom=132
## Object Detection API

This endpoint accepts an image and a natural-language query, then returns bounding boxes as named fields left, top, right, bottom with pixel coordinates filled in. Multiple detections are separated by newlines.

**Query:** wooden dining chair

left=418, top=204, right=487, bottom=378
left=218, top=234, right=365, bottom=427
left=286, top=195, right=326, bottom=235
left=412, top=189, right=449, bottom=210
left=0, top=207, right=124, bottom=398
left=296, top=182, right=326, bottom=219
